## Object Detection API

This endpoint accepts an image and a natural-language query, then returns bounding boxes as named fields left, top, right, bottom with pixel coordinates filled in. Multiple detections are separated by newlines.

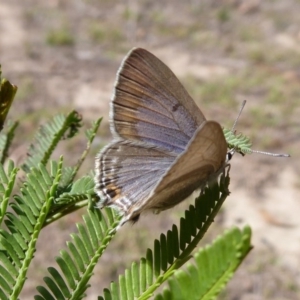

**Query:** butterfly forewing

left=111, top=48, right=206, bottom=153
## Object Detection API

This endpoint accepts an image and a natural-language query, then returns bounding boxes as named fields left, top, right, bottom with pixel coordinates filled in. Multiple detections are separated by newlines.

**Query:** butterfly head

left=226, top=148, right=235, bottom=163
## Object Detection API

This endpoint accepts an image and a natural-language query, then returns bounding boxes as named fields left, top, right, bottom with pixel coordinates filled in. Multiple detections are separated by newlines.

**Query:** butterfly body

left=95, top=48, right=227, bottom=227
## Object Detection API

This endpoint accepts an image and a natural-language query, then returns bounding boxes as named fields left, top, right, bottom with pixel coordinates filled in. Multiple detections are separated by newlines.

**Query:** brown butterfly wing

left=95, top=140, right=177, bottom=226
left=111, top=48, right=206, bottom=153
left=142, top=121, right=228, bottom=211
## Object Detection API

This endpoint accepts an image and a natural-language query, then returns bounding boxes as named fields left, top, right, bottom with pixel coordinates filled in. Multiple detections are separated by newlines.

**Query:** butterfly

left=94, top=48, right=232, bottom=228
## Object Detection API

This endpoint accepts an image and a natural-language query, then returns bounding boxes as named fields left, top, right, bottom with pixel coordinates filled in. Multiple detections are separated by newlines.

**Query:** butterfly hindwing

left=95, top=139, right=177, bottom=223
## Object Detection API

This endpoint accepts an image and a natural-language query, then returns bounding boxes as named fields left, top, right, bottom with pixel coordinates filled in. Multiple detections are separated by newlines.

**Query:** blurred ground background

left=0, top=0, right=300, bottom=299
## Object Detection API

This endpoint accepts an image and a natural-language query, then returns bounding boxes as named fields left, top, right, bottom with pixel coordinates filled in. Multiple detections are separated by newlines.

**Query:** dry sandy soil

left=0, top=1, right=300, bottom=299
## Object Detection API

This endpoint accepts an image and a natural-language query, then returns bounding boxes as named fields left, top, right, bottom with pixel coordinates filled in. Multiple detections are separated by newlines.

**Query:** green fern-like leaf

left=155, top=227, right=252, bottom=300
left=21, top=111, right=82, bottom=173
left=41, top=118, right=102, bottom=226
left=0, top=158, right=62, bottom=300
left=0, top=160, right=19, bottom=226
left=155, top=226, right=252, bottom=300
left=45, top=175, right=95, bottom=226
left=34, top=207, right=120, bottom=300
left=59, top=117, right=102, bottom=187
left=0, top=121, right=19, bottom=164
left=223, top=128, right=252, bottom=155
left=98, top=171, right=232, bottom=300
left=58, top=175, right=95, bottom=203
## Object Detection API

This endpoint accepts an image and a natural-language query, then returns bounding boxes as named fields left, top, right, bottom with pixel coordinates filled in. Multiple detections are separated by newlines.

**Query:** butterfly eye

left=226, top=149, right=235, bottom=162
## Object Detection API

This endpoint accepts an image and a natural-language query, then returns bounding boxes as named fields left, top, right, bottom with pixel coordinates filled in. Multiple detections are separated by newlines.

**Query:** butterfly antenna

left=231, top=100, right=290, bottom=158
left=231, top=100, right=247, bottom=132
left=250, top=149, right=290, bottom=157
